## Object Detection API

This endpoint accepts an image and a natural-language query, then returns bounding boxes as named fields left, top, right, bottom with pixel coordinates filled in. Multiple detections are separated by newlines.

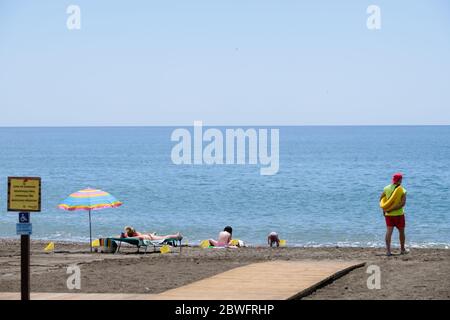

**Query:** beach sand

left=0, top=239, right=449, bottom=299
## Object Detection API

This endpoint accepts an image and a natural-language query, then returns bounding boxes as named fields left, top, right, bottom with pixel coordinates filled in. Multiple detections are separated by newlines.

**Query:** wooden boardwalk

left=156, top=260, right=364, bottom=300
left=0, top=260, right=364, bottom=300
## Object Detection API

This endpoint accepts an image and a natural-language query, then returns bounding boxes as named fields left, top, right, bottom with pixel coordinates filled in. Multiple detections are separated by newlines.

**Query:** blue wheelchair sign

left=16, top=223, right=32, bottom=235
left=19, top=212, right=30, bottom=223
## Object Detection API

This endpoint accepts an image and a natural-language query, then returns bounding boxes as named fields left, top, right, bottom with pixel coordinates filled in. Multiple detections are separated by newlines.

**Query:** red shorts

left=385, top=215, right=405, bottom=229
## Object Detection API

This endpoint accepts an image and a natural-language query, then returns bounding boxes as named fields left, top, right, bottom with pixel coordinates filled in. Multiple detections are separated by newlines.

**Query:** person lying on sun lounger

left=208, top=226, right=235, bottom=247
left=121, top=226, right=182, bottom=241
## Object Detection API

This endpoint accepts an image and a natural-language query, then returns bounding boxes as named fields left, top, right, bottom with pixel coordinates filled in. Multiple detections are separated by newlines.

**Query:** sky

left=0, top=0, right=449, bottom=126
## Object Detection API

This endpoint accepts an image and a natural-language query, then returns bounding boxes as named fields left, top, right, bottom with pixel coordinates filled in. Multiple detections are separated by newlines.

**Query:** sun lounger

left=110, top=237, right=182, bottom=253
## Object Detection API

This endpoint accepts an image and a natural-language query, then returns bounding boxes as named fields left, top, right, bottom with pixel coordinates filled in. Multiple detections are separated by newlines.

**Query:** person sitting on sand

left=121, top=226, right=182, bottom=241
left=380, top=173, right=407, bottom=256
left=267, top=231, right=280, bottom=247
left=208, top=226, right=233, bottom=247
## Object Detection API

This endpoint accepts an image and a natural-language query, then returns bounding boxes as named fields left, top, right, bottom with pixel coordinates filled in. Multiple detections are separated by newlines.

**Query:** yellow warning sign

left=7, top=177, right=41, bottom=212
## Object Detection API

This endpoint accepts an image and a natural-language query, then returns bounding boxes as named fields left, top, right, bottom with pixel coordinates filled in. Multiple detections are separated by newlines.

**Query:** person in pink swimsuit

left=208, top=226, right=233, bottom=247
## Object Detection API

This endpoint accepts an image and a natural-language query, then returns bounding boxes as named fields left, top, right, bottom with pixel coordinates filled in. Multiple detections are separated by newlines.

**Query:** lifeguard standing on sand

left=380, top=173, right=408, bottom=256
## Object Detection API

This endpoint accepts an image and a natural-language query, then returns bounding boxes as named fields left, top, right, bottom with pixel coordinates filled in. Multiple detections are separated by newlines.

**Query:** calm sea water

left=0, top=126, right=449, bottom=248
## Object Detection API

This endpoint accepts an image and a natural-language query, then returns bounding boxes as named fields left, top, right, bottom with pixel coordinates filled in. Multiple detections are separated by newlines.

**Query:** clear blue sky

left=1, top=0, right=449, bottom=126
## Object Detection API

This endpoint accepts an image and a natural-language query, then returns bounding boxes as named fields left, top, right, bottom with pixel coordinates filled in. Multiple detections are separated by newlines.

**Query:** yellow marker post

left=230, top=239, right=239, bottom=246
left=200, top=240, right=210, bottom=248
left=44, top=242, right=54, bottom=252
left=91, top=239, right=100, bottom=247
left=279, top=239, right=287, bottom=247
left=160, top=245, right=171, bottom=254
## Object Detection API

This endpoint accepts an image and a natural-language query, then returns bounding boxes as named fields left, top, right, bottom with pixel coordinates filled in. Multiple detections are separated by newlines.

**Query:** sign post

left=19, top=213, right=31, bottom=300
left=7, top=177, right=41, bottom=301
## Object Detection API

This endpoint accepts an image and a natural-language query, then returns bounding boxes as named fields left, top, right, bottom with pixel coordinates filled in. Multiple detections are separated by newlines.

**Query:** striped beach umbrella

left=58, top=188, right=122, bottom=252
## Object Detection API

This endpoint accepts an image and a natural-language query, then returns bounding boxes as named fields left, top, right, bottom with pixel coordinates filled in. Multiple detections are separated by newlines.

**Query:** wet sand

left=0, top=239, right=449, bottom=299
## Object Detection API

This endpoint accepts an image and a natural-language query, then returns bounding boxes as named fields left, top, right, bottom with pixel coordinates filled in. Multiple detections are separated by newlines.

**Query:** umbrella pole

left=89, top=209, right=92, bottom=253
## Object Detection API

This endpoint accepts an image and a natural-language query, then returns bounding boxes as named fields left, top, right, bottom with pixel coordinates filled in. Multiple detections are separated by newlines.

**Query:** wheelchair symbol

left=19, top=213, right=29, bottom=223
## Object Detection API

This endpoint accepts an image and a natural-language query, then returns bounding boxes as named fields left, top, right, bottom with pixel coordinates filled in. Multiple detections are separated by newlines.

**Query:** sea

left=0, top=126, right=449, bottom=248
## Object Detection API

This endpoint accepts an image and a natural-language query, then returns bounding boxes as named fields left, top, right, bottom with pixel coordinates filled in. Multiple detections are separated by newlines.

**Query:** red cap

left=392, top=173, right=403, bottom=184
